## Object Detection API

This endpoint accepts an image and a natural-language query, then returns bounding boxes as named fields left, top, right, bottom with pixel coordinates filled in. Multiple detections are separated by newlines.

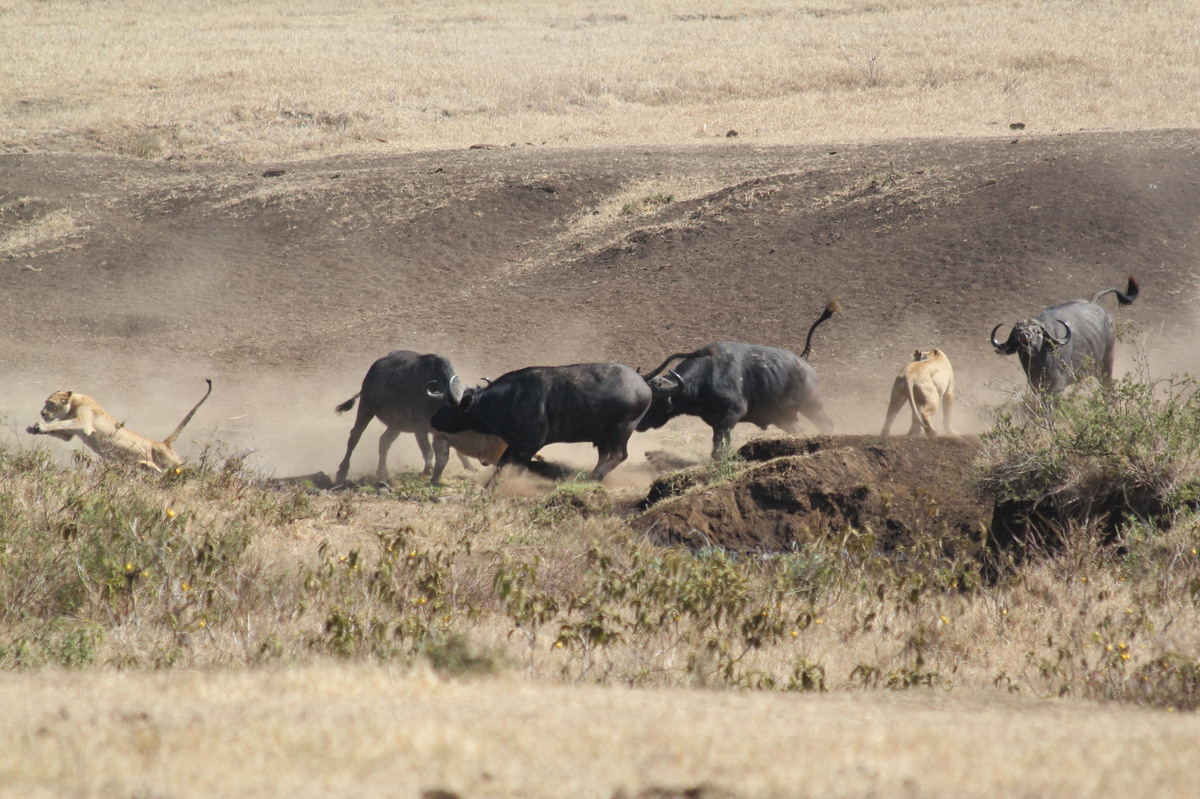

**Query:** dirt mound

left=636, top=435, right=988, bottom=553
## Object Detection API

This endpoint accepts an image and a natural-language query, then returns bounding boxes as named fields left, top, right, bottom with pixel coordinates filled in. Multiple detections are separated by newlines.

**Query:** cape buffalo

left=638, top=299, right=840, bottom=458
left=429, top=362, right=652, bottom=483
left=991, top=276, right=1139, bottom=394
left=334, top=350, right=504, bottom=486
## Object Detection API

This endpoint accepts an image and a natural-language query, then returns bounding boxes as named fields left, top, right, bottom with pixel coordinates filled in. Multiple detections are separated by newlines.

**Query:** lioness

left=881, top=349, right=957, bottom=437
left=27, top=379, right=212, bottom=471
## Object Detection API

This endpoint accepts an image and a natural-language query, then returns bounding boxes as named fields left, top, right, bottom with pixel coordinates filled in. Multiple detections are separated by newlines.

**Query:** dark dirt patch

left=636, top=435, right=988, bottom=553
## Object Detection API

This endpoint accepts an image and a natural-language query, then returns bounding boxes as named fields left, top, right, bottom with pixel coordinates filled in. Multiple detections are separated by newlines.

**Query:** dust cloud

left=6, top=309, right=1195, bottom=484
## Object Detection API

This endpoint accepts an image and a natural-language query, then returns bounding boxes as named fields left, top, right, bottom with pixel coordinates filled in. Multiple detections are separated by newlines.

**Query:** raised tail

left=1090, top=275, right=1139, bottom=306
left=799, top=298, right=842, bottom=360
left=163, top=379, right=213, bottom=447
left=641, top=347, right=712, bottom=381
left=335, top=393, right=360, bottom=414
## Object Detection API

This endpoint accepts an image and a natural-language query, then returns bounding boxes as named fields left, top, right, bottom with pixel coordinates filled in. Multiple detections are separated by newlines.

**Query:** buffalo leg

left=800, top=400, right=835, bottom=435
left=707, top=407, right=744, bottom=459
left=776, top=416, right=802, bottom=436
left=710, top=425, right=735, bottom=460
left=430, top=434, right=451, bottom=485
left=590, top=440, right=628, bottom=482
left=375, top=426, right=403, bottom=484
left=488, top=446, right=536, bottom=489
left=335, top=405, right=377, bottom=485
left=413, top=431, right=436, bottom=477
left=591, top=449, right=618, bottom=482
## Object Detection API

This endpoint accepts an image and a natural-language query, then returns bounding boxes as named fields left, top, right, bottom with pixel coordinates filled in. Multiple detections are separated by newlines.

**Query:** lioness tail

left=163, top=379, right=213, bottom=447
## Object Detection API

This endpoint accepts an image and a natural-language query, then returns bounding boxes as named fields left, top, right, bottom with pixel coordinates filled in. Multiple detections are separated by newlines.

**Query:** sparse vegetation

left=978, top=371, right=1200, bottom=542
left=620, top=193, right=675, bottom=216
left=4, top=392, right=1198, bottom=713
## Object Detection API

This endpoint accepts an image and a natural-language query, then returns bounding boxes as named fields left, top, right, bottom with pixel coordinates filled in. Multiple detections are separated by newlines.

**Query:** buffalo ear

left=458, top=393, right=475, bottom=412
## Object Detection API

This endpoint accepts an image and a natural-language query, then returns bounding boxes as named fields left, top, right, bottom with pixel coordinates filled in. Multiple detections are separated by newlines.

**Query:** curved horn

left=650, top=368, right=687, bottom=398
left=990, top=323, right=1016, bottom=354
left=425, top=380, right=446, bottom=401
left=642, top=348, right=711, bottom=381
left=1048, top=319, right=1071, bottom=347
left=448, top=374, right=465, bottom=405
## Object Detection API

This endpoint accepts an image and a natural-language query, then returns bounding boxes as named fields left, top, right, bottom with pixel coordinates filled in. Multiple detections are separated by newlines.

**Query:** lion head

left=40, top=391, right=75, bottom=422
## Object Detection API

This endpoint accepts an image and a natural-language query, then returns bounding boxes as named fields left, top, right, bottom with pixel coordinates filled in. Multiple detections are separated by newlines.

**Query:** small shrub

left=620, top=193, right=674, bottom=215
left=977, top=374, right=1200, bottom=550
left=420, top=632, right=506, bottom=676
left=531, top=482, right=611, bottom=525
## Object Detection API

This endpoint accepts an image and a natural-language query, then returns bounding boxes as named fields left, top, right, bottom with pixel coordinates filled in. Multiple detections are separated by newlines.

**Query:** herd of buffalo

left=331, top=277, right=1139, bottom=486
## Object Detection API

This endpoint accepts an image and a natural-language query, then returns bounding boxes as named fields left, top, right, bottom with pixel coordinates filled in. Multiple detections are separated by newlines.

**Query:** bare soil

left=3, top=128, right=1198, bottom=539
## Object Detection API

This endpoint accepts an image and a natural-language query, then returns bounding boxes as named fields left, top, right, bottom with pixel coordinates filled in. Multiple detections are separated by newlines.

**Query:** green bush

left=977, top=374, right=1200, bottom=535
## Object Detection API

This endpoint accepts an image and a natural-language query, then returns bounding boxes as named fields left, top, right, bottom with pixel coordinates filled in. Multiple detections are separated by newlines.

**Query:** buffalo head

left=990, top=318, right=1071, bottom=356
left=646, top=368, right=686, bottom=399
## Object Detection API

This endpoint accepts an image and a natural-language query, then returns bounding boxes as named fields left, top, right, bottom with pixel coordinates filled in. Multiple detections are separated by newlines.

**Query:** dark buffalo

left=429, top=363, right=652, bottom=483
left=334, top=350, right=503, bottom=485
left=638, top=299, right=840, bottom=458
left=990, top=276, right=1139, bottom=394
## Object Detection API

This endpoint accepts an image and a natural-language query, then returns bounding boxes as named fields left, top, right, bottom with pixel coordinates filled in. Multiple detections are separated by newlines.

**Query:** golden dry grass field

left=3, top=1, right=1200, bottom=797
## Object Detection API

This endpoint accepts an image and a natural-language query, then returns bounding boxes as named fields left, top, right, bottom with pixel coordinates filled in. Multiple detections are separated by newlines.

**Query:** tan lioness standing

left=27, top=379, right=212, bottom=472
left=880, top=349, right=957, bottom=437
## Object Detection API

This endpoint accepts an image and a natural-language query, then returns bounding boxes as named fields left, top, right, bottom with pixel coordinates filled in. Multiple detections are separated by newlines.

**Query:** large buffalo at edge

left=990, top=276, right=1139, bottom=394
left=429, top=362, right=652, bottom=483
left=637, top=300, right=840, bottom=458
left=334, top=350, right=502, bottom=486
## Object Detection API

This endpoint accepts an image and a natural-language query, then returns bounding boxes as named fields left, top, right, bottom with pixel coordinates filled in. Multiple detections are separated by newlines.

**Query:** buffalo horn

left=1049, top=320, right=1071, bottom=347
left=448, top=374, right=465, bottom=406
left=648, top=368, right=687, bottom=398
left=663, top=368, right=687, bottom=396
left=425, top=380, right=445, bottom=400
left=990, top=324, right=1016, bottom=354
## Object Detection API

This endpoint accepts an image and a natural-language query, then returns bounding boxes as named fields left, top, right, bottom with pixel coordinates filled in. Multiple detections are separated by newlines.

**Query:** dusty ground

left=2, top=128, right=1196, bottom=483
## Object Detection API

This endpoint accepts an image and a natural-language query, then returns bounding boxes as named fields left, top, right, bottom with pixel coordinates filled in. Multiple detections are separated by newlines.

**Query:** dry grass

left=3, top=418, right=1200, bottom=795
left=3, top=0, right=1198, bottom=160
left=4, top=665, right=1200, bottom=799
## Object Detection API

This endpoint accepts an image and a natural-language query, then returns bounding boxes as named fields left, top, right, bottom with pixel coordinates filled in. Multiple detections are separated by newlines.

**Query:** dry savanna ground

left=3, top=1, right=1200, bottom=797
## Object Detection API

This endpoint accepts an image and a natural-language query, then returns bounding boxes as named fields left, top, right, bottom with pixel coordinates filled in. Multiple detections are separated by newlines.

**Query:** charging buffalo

left=638, top=299, right=840, bottom=458
left=334, top=350, right=504, bottom=486
left=429, top=362, right=652, bottom=483
left=990, top=276, right=1139, bottom=394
